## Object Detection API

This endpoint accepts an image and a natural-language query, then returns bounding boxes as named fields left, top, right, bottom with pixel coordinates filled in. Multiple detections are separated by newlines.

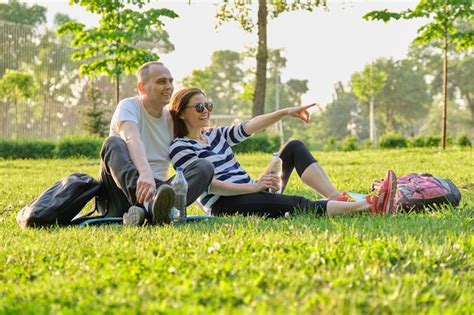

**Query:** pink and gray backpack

left=372, top=173, right=461, bottom=212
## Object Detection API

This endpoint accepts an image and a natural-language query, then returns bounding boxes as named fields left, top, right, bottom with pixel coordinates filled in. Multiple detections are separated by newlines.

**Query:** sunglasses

left=187, top=102, right=213, bottom=113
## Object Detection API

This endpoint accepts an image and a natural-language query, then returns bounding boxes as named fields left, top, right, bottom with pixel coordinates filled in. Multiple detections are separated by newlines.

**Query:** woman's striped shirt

left=169, top=123, right=253, bottom=214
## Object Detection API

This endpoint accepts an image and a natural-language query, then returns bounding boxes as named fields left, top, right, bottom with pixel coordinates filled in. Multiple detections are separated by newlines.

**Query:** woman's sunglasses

left=187, top=102, right=213, bottom=113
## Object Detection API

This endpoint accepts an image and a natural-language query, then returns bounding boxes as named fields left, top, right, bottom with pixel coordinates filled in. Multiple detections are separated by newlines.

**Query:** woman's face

left=180, top=93, right=212, bottom=132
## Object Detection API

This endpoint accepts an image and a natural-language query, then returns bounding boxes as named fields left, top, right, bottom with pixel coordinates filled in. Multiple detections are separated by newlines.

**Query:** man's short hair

left=136, top=61, right=164, bottom=83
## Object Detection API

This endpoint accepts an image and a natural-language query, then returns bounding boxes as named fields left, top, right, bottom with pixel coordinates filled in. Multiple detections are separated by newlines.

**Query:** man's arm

left=118, top=121, right=155, bottom=204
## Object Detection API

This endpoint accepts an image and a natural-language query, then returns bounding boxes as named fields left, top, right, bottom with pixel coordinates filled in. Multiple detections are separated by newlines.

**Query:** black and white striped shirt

left=169, top=123, right=253, bottom=214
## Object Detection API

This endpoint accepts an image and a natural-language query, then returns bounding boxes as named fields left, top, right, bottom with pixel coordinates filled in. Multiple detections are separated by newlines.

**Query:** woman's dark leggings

left=211, top=140, right=328, bottom=218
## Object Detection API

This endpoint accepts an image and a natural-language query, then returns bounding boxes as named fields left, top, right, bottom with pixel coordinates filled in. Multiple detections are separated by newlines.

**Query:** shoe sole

left=151, top=185, right=176, bottom=225
left=123, top=206, right=146, bottom=226
left=382, top=170, right=397, bottom=214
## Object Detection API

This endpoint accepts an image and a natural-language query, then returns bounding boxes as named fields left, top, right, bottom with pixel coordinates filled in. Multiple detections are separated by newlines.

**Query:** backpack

left=17, top=173, right=103, bottom=228
left=372, top=173, right=461, bottom=212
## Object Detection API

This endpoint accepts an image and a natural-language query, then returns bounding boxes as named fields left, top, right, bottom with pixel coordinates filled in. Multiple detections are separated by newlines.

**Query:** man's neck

left=140, top=96, right=165, bottom=118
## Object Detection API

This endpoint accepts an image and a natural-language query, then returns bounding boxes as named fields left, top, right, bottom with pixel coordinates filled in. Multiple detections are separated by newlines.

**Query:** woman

left=169, top=88, right=396, bottom=218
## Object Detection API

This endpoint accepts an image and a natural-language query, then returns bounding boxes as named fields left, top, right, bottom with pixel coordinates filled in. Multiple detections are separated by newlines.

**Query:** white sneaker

left=123, top=206, right=146, bottom=226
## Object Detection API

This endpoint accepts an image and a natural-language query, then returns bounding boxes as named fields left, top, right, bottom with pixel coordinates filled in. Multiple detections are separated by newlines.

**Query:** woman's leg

left=279, top=140, right=341, bottom=199
left=211, top=192, right=328, bottom=218
left=326, top=200, right=371, bottom=216
left=211, top=192, right=372, bottom=217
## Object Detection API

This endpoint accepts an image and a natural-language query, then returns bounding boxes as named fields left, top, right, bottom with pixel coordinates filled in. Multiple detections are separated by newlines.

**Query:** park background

left=1, top=0, right=472, bottom=150
left=0, top=1, right=473, bottom=314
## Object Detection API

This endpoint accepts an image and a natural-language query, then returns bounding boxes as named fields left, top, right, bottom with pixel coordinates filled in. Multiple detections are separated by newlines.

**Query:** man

left=97, top=61, right=214, bottom=225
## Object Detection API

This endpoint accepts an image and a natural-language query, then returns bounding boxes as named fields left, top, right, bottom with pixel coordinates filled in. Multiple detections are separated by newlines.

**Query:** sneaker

left=366, top=170, right=397, bottom=214
left=149, top=184, right=176, bottom=225
left=123, top=206, right=146, bottom=226
left=330, top=192, right=355, bottom=202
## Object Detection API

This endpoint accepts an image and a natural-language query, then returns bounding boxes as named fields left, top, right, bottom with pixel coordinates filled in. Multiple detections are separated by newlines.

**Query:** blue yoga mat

left=77, top=217, right=123, bottom=227
left=77, top=215, right=214, bottom=227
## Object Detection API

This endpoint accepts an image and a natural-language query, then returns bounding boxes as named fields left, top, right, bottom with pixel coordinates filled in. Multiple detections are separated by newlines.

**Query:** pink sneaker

left=366, top=170, right=397, bottom=214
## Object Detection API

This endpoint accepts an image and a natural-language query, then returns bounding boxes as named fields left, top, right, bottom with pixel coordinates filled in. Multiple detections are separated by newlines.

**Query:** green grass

left=1, top=148, right=473, bottom=314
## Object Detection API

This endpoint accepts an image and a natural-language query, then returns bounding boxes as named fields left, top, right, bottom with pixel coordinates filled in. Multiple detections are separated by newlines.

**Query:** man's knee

left=100, top=136, right=126, bottom=159
left=196, top=159, right=215, bottom=182
left=188, top=159, right=214, bottom=183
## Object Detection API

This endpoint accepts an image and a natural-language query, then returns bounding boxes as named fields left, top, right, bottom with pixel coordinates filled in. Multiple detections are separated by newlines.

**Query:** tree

left=57, top=0, right=178, bottom=104
left=0, top=70, right=36, bottom=137
left=370, top=58, right=431, bottom=135
left=320, top=83, right=362, bottom=141
left=0, top=0, right=47, bottom=75
left=409, top=38, right=474, bottom=129
left=83, top=82, right=108, bottom=137
left=181, top=50, right=248, bottom=115
left=214, top=0, right=326, bottom=116
left=351, top=63, right=387, bottom=144
left=364, top=0, right=474, bottom=149
left=0, top=0, right=46, bottom=25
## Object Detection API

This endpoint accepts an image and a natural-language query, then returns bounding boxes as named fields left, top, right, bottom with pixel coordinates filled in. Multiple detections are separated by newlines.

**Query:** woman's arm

left=209, top=174, right=280, bottom=196
left=243, top=103, right=317, bottom=135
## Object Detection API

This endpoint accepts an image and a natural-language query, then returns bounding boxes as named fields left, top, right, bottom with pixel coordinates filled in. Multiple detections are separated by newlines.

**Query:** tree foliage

left=0, top=0, right=46, bottom=26
left=364, top=0, right=473, bottom=49
left=213, top=0, right=326, bottom=116
left=181, top=50, right=247, bottom=115
left=0, top=0, right=47, bottom=76
left=57, top=0, right=178, bottom=103
left=364, top=0, right=474, bottom=148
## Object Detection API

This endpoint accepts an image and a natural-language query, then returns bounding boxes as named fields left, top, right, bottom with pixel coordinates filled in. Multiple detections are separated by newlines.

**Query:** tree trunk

left=441, top=31, right=448, bottom=150
left=466, top=93, right=474, bottom=125
left=252, top=0, right=267, bottom=116
left=369, top=97, right=376, bottom=145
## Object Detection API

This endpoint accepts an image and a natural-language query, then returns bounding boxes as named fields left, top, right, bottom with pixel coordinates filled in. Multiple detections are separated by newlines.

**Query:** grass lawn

left=0, top=148, right=473, bottom=314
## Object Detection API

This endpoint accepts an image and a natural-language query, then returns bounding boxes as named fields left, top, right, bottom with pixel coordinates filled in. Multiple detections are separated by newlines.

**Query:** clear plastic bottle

left=171, top=167, right=188, bottom=220
left=268, top=153, right=282, bottom=194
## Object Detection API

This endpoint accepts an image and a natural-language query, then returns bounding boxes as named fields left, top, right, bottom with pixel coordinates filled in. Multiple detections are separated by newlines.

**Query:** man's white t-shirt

left=110, top=96, right=173, bottom=181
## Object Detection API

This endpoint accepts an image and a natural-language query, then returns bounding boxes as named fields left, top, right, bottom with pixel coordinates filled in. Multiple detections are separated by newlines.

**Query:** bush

left=341, top=136, right=359, bottom=151
left=379, top=133, right=407, bottom=149
left=57, top=137, right=103, bottom=158
left=233, top=133, right=280, bottom=153
left=0, top=139, right=56, bottom=159
left=323, top=136, right=339, bottom=151
left=425, top=136, right=441, bottom=147
left=457, top=134, right=472, bottom=147
left=363, top=139, right=373, bottom=149
left=408, top=136, right=426, bottom=148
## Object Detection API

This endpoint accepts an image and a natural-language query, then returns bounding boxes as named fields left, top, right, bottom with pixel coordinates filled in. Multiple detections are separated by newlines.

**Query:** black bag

left=17, top=173, right=102, bottom=228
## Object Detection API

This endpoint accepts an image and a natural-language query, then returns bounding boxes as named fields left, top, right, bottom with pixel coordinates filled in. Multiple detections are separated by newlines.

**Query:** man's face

left=141, top=64, right=174, bottom=106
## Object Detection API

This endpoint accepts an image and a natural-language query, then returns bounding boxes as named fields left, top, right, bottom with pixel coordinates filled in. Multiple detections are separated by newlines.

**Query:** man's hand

left=287, top=103, right=318, bottom=123
left=136, top=172, right=156, bottom=204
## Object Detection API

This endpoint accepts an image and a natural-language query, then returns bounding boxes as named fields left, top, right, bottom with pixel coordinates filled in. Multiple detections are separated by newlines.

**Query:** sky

left=30, top=0, right=425, bottom=106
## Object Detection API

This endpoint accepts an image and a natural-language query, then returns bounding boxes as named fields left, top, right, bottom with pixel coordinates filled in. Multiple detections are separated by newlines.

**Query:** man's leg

left=181, top=159, right=214, bottom=205
left=98, top=136, right=140, bottom=217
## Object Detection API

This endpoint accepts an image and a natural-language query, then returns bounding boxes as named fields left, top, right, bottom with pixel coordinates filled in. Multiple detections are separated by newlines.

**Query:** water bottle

left=171, top=167, right=188, bottom=220
left=268, top=153, right=282, bottom=194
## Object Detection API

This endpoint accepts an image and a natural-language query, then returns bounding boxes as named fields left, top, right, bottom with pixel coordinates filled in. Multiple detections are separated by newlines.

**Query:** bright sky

left=32, top=0, right=424, bottom=106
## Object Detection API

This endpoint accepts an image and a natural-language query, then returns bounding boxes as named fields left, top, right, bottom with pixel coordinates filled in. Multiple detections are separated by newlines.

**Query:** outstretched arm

left=243, top=103, right=317, bottom=135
